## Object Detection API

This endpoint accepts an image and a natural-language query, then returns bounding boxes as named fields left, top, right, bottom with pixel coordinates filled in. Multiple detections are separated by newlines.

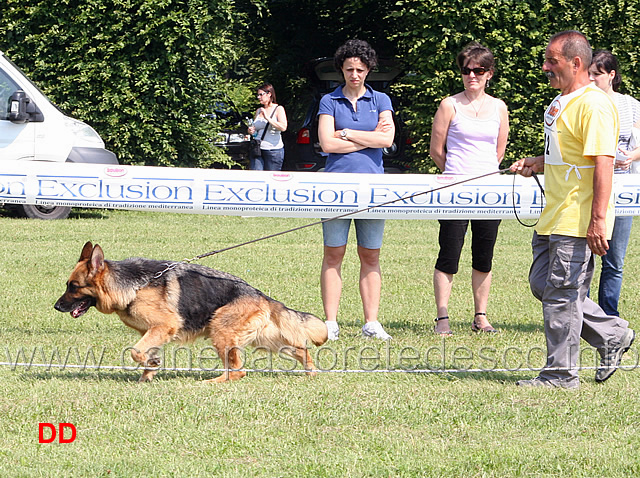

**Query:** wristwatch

left=340, top=129, right=349, bottom=140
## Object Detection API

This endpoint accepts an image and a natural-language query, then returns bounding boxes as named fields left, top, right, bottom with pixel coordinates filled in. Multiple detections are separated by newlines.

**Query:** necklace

left=463, top=91, right=486, bottom=117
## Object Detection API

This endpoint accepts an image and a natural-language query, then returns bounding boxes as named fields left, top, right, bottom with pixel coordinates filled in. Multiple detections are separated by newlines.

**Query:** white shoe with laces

left=362, top=321, right=392, bottom=340
left=326, top=321, right=339, bottom=341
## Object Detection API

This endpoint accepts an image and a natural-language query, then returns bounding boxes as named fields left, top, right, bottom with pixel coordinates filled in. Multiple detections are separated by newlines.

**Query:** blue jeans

left=250, top=147, right=284, bottom=171
left=598, top=215, right=633, bottom=317
left=322, top=218, right=385, bottom=249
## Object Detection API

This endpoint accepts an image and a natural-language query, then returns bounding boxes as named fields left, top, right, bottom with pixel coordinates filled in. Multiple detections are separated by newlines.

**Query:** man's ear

left=572, top=56, right=583, bottom=72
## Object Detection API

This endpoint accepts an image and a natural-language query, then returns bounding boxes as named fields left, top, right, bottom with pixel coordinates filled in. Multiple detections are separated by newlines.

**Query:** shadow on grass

left=18, top=369, right=318, bottom=383
left=20, top=369, right=224, bottom=383
left=447, top=370, right=536, bottom=385
left=22, top=370, right=142, bottom=383
left=382, top=319, right=544, bottom=335
left=68, top=209, right=111, bottom=220
left=485, top=322, right=544, bottom=334
left=0, top=208, right=110, bottom=220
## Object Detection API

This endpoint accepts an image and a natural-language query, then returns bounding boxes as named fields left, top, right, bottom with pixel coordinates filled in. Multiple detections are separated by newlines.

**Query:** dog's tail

left=274, top=304, right=328, bottom=347
left=296, top=311, right=329, bottom=346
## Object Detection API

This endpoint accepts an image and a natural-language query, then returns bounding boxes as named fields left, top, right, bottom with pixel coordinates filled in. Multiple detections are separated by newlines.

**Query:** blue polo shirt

left=317, top=84, right=393, bottom=174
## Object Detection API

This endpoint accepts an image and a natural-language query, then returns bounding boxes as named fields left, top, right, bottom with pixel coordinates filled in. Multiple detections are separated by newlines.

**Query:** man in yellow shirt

left=511, top=31, right=635, bottom=389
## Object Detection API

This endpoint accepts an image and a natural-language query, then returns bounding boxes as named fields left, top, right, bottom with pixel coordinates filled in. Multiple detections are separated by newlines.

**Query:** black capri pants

left=435, top=219, right=501, bottom=275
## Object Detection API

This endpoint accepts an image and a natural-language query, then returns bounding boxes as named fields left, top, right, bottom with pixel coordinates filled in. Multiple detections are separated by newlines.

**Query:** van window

left=0, top=69, right=19, bottom=121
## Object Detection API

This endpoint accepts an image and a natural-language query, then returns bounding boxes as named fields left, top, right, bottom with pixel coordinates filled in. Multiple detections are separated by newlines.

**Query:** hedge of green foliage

left=0, top=0, right=243, bottom=167
left=390, top=0, right=640, bottom=172
left=1, top=0, right=639, bottom=171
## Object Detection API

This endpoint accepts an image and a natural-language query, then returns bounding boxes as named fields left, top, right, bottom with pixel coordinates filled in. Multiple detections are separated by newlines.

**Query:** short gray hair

left=549, top=30, right=592, bottom=67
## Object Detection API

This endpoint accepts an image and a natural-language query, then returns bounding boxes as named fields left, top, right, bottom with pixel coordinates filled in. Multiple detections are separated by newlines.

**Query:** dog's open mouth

left=71, top=299, right=94, bottom=318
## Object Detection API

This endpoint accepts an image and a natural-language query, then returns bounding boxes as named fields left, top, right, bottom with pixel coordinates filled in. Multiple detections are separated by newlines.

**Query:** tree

left=0, top=0, right=243, bottom=167
left=390, top=0, right=640, bottom=172
left=3, top=0, right=639, bottom=170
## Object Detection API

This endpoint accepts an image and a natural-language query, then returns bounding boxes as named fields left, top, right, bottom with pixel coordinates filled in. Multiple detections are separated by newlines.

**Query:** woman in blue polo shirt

left=317, top=39, right=395, bottom=341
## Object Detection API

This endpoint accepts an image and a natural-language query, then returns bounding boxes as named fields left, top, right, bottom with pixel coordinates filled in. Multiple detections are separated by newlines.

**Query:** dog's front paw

left=138, top=371, right=156, bottom=383
left=146, top=357, right=161, bottom=368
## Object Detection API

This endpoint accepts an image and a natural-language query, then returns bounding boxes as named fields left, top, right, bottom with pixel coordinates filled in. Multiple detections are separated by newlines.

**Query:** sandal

left=471, top=312, right=498, bottom=333
left=434, top=316, right=453, bottom=336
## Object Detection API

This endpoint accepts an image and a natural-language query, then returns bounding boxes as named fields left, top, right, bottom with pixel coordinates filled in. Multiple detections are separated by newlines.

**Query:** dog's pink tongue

left=71, top=307, right=84, bottom=318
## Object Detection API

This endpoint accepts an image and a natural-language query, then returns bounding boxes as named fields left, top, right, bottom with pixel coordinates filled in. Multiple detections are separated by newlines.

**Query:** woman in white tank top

left=247, top=82, right=288, bottom=171
left=429, top=42, right=510, bottom=336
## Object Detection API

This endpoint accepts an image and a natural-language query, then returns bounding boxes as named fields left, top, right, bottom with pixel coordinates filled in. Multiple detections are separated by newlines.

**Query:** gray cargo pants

left=529, top=232, right=629, bottom=386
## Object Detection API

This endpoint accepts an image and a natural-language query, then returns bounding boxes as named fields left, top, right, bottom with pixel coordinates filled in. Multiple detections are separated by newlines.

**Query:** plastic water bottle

left=247, top=118, right=258, bottom=138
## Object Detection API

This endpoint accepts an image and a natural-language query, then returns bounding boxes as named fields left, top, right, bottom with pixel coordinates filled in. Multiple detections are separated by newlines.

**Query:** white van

left=0, top=50, right=118, bottom=219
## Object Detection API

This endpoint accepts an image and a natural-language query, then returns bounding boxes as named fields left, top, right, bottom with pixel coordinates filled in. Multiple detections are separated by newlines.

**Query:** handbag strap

left=259, top=106, right=278, bottom=140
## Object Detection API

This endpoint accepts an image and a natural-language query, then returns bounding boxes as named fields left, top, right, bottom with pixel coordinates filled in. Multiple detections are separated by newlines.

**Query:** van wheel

left=20, top=204, right=72, bottom=220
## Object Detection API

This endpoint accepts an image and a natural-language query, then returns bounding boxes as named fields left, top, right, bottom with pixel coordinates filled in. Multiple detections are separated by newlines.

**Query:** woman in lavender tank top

left=429, top=42, right=510, bottom=336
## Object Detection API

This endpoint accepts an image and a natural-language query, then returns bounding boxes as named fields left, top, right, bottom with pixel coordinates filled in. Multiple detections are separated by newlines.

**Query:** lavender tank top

left=444, top=98, right=501, bottom=175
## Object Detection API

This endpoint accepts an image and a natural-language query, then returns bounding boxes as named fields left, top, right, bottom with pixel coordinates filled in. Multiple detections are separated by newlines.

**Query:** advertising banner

left=0, top=160, right=638, bottom=219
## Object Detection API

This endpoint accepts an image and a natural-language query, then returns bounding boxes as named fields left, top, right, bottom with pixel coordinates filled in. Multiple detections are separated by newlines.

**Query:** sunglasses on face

left=257, top=92, right=269, bottom=97
left=461, top=66, right=489, bottom=76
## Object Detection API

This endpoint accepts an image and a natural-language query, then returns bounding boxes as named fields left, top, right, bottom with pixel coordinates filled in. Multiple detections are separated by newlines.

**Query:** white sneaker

left=362, top=321, right=392, bottom=340
left=326, top=321, right=339, bottom=341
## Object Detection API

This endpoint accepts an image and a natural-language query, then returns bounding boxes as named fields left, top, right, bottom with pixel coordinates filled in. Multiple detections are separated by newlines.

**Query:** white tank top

left=444, top=98, right=500, bottom=175
left=253, top=106, right=284, bottom=150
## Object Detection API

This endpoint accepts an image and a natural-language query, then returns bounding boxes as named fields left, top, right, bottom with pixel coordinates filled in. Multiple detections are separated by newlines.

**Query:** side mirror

left=9, top=90, right=30, bottom=123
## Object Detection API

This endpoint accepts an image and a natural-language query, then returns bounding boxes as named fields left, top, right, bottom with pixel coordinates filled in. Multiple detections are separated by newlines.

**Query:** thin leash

left=511, top=171, right=546, bottom=228
left=154, top=167, right=532, bottom=278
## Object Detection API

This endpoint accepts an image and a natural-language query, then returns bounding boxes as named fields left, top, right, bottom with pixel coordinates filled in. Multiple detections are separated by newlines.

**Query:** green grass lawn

left=1, top=209, right=639, bottom=477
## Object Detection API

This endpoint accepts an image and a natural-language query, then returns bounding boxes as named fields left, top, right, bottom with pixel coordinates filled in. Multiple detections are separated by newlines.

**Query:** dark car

left=207, top=97, right=252, bottom=168
left=282, top=58, right=413, bottom=173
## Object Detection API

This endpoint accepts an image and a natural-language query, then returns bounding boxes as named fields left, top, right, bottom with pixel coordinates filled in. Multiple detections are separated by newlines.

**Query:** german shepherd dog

left=54, top=242, right=328, bottom=382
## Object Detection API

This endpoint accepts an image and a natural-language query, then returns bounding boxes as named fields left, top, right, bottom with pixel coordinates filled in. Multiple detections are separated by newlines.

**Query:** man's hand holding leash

left=510, top=156, right=544, bottom=177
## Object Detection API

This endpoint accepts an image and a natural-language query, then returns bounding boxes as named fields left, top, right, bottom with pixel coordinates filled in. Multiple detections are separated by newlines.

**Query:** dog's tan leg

left=130, top=326, right=175, bottom=382
left=204, top=344, right=247, bottom=383
left=204, top=301, right=264, bottom=383
left=283, top=346, right=318, bottom=377
left=137, top=351, right=161, bottom=383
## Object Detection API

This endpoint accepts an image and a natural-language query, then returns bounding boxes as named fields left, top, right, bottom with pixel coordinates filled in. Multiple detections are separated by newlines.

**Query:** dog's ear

left=88, top=244, right=105, bottom=274
left=80, top=241, right=93, bottom=262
